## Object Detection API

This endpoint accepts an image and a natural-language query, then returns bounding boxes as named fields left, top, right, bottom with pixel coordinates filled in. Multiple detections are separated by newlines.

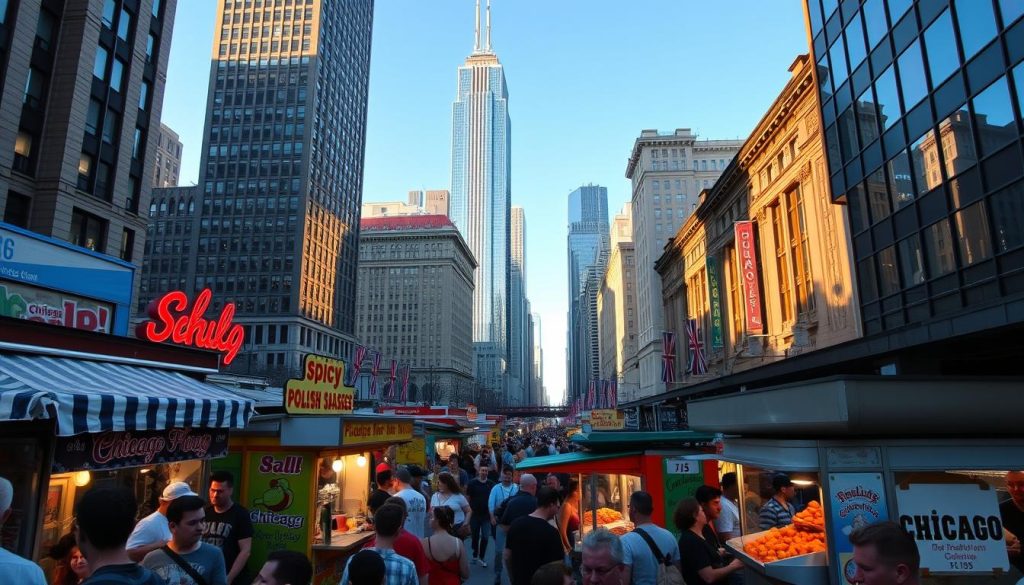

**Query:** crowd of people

left=2, top=430, right=1023, bottom=585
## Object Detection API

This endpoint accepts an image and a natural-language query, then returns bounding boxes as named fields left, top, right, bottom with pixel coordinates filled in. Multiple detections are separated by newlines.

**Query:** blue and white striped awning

left=0, top=354, right=254, bottom=436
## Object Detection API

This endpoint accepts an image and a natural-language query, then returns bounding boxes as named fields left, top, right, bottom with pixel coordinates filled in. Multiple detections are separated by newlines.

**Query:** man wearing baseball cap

left=758, top=474, right=797, bottom=530
left=127, top=481, right=198, bottom=561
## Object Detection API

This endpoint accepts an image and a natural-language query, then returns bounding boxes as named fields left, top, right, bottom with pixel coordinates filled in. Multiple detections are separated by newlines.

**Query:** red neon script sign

left=141, top=289, right=244, bottom=364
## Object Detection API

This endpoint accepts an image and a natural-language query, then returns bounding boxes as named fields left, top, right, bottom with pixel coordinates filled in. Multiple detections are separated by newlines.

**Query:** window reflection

left=897, top=41, right=927, bottom=109
left=1003, top=0, right=1024, bottom=26
left=888, top=0, right=912, bottom=23
left=887, top=150, right=915, bottom=210
left=898, top=235, right=927, bottom=285
left=817, top=55, right=833, bottom=102
left=923, top=219, right=957, bottom=276
left=863, top=0, right=887, bottom=49
left=955, top=0, right=997, bottom=60
left=830, top=35, right=849, bottom=86
left=847, top=182, right=870, bottom=233
left=924, top=10, right=959, bottom=86
left=989, top=180, right=1024, bottom=253
left=846, top=15, right=867, bottom=69
left=838, top=107, right=859, bottom=158
left=865, top=168, right=890, bottom=223
left=909, top=130, right=941, bottom=196
left=954, top=202, right=993, bottom=266
left=937, top=104, right=975, bottom=179
left=971, top=76, right=1016, bottom=156
left=856, top=87, right=880, bottom=146
left=877, top=246, right=900, bottom=295
left=1015, top=62, right=1024, bottom=117
left=874, top=64, right=901, bottom=129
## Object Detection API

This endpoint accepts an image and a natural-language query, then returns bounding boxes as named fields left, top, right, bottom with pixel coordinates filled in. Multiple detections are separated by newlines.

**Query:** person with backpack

left=75, top=487, right=165, bottom=585
left=674, top=498, right=743, bottom=585
left=619, top=491, right=682, bottom=585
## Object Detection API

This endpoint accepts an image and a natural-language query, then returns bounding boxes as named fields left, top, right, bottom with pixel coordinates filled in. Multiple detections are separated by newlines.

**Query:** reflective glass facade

left=450, top=50, right=511, bottom=377
left=809, top=0, right=1024, bottom=335
left=567, top=185, right=609, bottom=402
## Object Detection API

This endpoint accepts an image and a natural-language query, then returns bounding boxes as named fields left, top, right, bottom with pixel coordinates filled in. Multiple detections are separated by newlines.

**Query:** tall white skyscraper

left=510, top=206, right=529, bottom=405
left=450, top=0, right=511, bottom=397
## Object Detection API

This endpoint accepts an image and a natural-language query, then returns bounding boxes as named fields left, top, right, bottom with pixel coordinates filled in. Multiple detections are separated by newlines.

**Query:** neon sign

left=140, top=288, right=244, bottom=364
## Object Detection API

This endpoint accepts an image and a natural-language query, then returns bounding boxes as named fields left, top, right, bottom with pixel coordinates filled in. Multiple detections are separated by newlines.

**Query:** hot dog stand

left=216, top=354, right=416, bottom=585
left=515, top=430, right=720, bottom=540
left=687, top=375, right=1024, bottom=585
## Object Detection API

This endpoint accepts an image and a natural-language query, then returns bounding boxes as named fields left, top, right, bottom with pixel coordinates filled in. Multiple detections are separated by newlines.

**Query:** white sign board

left=896, top=483, right=1009, bottom=574
left=665, top=458, right=699, bottom=475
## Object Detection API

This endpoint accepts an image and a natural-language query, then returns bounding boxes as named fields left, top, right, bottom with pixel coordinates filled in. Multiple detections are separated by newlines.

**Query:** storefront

left=688, top=375, right=1024, bottom=585
left=515, top=431, right=719, bottom=542
left=222, top=355, right=416, bottom=585
left=0, top=317, right=254, bottom=571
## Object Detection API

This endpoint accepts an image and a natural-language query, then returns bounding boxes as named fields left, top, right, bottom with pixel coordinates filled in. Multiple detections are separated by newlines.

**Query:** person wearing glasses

left=581, top=528, right=627, bottom=585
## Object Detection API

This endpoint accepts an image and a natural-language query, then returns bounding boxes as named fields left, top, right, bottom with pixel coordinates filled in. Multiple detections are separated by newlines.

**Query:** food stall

left=0, top=316, right=254, bottom=576
left=218, top=354, right=416, bottom=585
left=515, top=430, right=719, bottom=540
left=688, top=375, right=1024, bottom=585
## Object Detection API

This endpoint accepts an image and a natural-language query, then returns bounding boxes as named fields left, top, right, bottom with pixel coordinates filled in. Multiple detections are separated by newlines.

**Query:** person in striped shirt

left=758, top=475, right=797, bottom=530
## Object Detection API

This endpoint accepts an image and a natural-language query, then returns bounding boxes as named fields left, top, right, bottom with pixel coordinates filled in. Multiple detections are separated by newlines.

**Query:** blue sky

left=163, top=1, right=809, bottom=404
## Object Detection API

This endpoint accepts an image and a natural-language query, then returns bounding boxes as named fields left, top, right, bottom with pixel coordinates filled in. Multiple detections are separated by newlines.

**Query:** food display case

left=579, top=472, right=641, bottom=536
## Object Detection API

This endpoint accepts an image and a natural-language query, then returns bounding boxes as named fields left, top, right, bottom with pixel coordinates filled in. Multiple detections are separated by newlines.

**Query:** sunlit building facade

left=566, top=184, right=609, bottom=405
left=139, top=0, right=374, bottom=382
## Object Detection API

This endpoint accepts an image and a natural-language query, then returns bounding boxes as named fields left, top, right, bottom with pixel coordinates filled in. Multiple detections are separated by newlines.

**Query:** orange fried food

left=582, top=507, right=623, bottom=525
left=609, top=525, right=629, bottom=536
left=741, top=524, right=828, bottom=563
left=792, top=500, right=826, bottom=532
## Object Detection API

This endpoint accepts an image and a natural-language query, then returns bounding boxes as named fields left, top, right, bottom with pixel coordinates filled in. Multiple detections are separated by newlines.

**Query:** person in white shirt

left=619, top=491, right=680, bottom=585
left=715, top=473, right=741, bottom=542
left=429, top=472, right=472, bottom=535
left=126, top=481, right=198, bottom=561
left=0, top=477, right=46, bottom=585
left=393, top=467, right=427, bottom=538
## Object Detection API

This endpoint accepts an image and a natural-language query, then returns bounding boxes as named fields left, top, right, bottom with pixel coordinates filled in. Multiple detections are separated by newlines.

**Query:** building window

left=86, top=99, right=102, bottom=135
left=786, top=187, right=814, bottom=317
left=93, top=46, right=108, bottom=80
left=35, top=10, right=56, bottom=52
left=77, top=153, right=93, bottom=190
left=117, top=8, right=132, bottom=41
left=146, top=34, right=156, bottom=62
left=102, top=109, right=119, bottom=143
left=771, top=204, right=793, bottom=325
left=70, top=208, right=106, bottom=252
left=102, top=0, right=116, bottom=27
left=139, top=81, right=149, bottom=110
left=13, top=131, right=33, bottom=173
left=95, top=161, right=112, bottom=199
left=120, top=228, right=135, bottom=261
left=23, top=68, right=45, bottom=109
left=110, top=57, right=126, bottom=92
left=3, top=192, right=30, bottom=228
left=726, top=245, right=743, bottom=345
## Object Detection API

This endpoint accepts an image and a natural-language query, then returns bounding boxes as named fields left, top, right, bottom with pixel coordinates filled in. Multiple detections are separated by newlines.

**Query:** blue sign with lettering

left=0, top=222, right=134, bottom=335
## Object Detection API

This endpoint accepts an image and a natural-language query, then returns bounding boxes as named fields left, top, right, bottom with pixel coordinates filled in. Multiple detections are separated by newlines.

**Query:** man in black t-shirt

left=368, top=470, right=394, bottom=515
left=504, top=486, right=564, bottom=585
left=1001, top=470, right=1024, bottom=574
left=467, top=465, right=496, bottom=565
left=203, top=471, right=254, bottom=585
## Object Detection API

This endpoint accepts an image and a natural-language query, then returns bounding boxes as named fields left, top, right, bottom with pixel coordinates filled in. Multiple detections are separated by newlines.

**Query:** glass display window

left=579, top=472, right=642, bottom=538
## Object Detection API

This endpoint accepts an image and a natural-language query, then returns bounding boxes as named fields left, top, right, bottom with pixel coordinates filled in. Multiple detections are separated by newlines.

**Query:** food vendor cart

left=216, top=354, right=417, bottom=585
left=688, top=375, right=1024, bottom=585
left=515, top=431, right=719, bottom=540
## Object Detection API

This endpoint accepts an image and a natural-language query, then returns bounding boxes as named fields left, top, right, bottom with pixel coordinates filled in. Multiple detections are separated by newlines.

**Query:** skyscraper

left=566, top=184, right=609, bottom=405
left=531, top=312, right=545, bottom=406
left=153, top=123, right=182, bottom=188
left=450, top=0, right=511, bottom=397
left=0, top=0, right=177, bottom=276
left=139, top=0, right=374, bottom=382
left=625, top=129, right=742, bottom=399
left=598, top=205, right=638, bottom=402
left=510, top=205, right=528, bottom=405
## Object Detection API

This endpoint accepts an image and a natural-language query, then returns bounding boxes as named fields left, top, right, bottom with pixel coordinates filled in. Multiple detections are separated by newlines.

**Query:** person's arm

left=461, top=497, right=473, bottom=527
left=557, top=504, right=571, bottom=553
left=126, top=540, right=167, bottom=562
left=697, top=558, right=744, bottom=583
left=227, top=537, right=252, bottom=584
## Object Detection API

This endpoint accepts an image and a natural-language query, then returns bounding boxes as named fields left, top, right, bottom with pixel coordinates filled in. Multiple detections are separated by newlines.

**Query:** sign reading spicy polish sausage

left=284, top=354, right=355, bottom=415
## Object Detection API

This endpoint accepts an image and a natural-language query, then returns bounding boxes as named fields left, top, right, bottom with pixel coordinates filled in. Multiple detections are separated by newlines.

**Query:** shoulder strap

left=633, top=528, right=668, bottom=565
left=160, top=545, right=210, bottom=585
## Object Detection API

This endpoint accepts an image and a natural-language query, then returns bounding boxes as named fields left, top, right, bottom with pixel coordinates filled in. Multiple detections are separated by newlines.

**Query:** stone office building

left=355, top=215, right=476, bottom=404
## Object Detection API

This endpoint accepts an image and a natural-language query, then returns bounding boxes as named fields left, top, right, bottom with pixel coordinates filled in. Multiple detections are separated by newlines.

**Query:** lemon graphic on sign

left=254, top=478, right=294, bottom=512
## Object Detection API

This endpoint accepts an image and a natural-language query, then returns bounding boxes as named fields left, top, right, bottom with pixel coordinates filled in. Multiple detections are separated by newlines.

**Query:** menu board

left=663, top=459, right=704, bottom=537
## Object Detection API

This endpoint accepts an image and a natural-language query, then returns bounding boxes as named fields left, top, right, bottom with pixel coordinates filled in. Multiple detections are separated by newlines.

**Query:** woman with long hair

left=49, top=534, right=90, bottom=585
left=674, top=498, right=743, bottom=585
left=421, top=507, right=470, bottom=585
left=557, top=477, right=581, bottom=554
left=430, top=471, right=472, bottom=538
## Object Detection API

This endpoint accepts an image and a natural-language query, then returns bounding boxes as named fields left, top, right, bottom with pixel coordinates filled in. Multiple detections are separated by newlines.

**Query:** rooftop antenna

left=485, top=0, right=492, bottom=52
left=474, top=0, right=481, bottom=52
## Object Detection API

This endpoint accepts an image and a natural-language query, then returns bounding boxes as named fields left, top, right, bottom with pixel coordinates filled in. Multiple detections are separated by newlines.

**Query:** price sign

left=666, top=458, right=698, bottom=475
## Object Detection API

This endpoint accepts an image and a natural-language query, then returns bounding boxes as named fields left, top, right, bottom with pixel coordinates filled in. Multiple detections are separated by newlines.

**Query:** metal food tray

left=725, top=530, right=829, bottom=585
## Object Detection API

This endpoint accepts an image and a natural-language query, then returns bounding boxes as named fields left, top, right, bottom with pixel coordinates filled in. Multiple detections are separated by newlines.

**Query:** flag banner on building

left=706, top=257, right=724, bottom=349
left=345, top=345, right=367, bottom=387
left=735, top=221, right=764, bottom=333
left=400, top=365, right=410, bottom=402
left=687, top=319, right=708, bottom=375
left=370, top=351, right=382, bottom=397
left=600, top=380, right=609, bottom=409
left=587, top=380, right=595, bottom=410
left=661, top=331, right=677, bottom=383
left=386, top=360, right=397, bottom=400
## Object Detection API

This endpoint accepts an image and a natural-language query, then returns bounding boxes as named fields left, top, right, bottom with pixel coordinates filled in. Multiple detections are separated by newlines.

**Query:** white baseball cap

left=160, top=481, right=198, bottom=501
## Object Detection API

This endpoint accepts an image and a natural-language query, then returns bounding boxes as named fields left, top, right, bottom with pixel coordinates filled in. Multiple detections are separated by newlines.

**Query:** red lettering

left=142, top=289, right=244, bottom=364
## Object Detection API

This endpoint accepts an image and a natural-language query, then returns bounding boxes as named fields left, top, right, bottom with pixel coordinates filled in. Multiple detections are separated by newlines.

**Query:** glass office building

left=450, top=8, right=511, bottom=392
left=567, top=185, right=609, bottom=404
left=808, top=0, right=1024, bottom=336
left=140, top=0, right=373, bottom=381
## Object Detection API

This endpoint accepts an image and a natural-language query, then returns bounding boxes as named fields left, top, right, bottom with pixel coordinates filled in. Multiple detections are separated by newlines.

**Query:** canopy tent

left=0, top=353, right=254, bottom=435
left=513, top=451, right=646, bottom=475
